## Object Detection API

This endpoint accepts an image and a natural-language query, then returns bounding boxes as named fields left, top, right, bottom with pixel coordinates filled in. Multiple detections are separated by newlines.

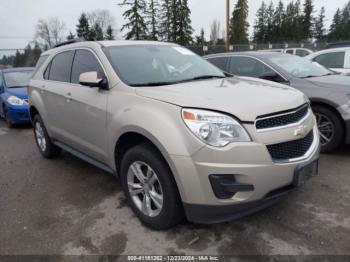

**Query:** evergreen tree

left=328, top=8, right=342, bottom=41
left=231, top=0, right=249, bottom=44
left=340, top=3, right=350, bottom=40
left=313, top=7, right=326, bottom=41
left=253, top=1, right=267, bottom=43
left=177, top=0, right=193, bottom=45
left=106, top=25, right=115, bottom=40
left=159, top=0, right=172, bottom=41
left=92, top=23, right=104, bottom=40
left=119, top=0, right=148, bottom=40
left=76, top=13, right=91, bottom=40
left=265, top=2, right=275, bottom=42
left=301, top=0, right=314, bottom=40
left=147, top=0, right=160, bottom=40
left=272, top=0, right=285, bottom=42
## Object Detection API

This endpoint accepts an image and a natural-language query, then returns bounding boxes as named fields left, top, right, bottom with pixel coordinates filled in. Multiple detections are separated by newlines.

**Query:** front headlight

left=7, top=96, right=28, bottom=106
left=182, top=109, right=251, bottom=147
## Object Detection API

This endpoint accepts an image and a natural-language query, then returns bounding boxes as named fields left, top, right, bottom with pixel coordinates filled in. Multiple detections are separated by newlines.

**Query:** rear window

left=207, top=57, right=228, bottom=72
left=48, top=51, right=74, bottom=82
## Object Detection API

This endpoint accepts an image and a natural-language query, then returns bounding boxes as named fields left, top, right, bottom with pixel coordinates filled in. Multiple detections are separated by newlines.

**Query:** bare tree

left=210, top=19, right=221, bottom=45
left=87, top=9, right=115, bottom=35
left=35, top=18, right=66, bottom=48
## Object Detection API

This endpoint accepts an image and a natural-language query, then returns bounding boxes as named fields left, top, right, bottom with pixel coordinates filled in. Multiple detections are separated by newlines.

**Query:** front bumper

left=170, top=125, right=320, bottom=224
left=7, top=105, right=30, bottom=124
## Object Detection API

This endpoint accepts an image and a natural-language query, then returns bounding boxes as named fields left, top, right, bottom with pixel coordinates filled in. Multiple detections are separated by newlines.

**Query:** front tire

left=312, top=105, right=344, bottom=153
left=120, top=143, right=184, bottom=230
left=33, top=114, right=61, bottom=158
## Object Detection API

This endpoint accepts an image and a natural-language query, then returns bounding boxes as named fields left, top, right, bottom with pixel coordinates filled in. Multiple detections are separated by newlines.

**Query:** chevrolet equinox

left=29, top=41, right=320, bottom=229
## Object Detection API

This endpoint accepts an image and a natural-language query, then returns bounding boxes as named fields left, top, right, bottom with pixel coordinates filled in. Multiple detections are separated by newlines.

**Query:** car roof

left=204, top=51, right=289, bottom=59
left=1, top=67, right=34, bottom=73
left=42, top=40, right=176, bottom=56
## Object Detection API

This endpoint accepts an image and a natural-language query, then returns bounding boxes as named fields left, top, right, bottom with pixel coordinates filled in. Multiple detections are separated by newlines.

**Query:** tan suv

left=29, top=40, right=320, bottom=229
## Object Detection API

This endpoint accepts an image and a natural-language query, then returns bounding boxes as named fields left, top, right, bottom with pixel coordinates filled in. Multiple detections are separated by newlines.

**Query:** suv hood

left=306, top=75, right=350, bottom=89
left=135, top=77, right=306, bottom=121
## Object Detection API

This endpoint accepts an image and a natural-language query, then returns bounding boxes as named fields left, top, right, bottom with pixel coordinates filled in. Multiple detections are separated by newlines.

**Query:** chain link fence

left=0, top=42, right=334, bottom=68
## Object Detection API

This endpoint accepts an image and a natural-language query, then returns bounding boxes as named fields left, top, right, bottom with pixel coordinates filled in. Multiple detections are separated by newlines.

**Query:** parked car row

left=1, top=40, right=348, bottom=230
left=258, top=48, right=314, bottom=57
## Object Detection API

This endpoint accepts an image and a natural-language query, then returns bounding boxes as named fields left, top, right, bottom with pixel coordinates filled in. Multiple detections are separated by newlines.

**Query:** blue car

left=0, top=67, right=34, bottom=127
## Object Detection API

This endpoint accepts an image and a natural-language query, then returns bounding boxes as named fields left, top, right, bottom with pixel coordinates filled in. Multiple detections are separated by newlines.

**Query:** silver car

left=205, top=52, right=350, bottom=152
left=29, top=41, right=320, bottom=229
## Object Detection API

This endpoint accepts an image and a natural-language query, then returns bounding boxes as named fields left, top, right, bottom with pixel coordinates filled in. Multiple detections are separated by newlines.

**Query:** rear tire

left=312, top=105, right=344, bottom=153
left=33, top=114, right=61, bottom=158
left=120, top=143, right=184, bottom=230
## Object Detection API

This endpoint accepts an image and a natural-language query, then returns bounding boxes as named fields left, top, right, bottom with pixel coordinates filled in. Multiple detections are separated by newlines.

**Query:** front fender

left=28, top=86, right=49, bottom=127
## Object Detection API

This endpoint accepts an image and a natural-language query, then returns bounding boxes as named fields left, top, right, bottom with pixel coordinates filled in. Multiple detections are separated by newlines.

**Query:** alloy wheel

left=35, top=121, right=47, bottom=152
left=315, top=113, right=334, bottom=146
left=127, top=161, right=163, bottom=217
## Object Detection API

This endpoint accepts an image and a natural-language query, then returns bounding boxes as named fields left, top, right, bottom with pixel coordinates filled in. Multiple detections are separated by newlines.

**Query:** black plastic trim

left=209, top=175, right=254, bottom=199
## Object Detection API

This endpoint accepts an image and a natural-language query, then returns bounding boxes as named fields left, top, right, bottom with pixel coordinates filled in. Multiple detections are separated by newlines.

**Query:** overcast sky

left=0, top=0, right=348, bottom=50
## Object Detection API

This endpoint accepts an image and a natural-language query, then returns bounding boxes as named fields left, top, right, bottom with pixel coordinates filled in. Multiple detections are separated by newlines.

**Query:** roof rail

left=53, top=38, right=84, bottom=48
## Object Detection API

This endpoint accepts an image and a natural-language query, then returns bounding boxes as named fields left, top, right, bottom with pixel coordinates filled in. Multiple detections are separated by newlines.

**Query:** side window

left=286, top=49, right=294, bottom=54
left=71, top=50, right=105, bottom=84
left=44, top=63, right=51, bottom=80
left=207, top=57, right=228, bottom=72
left=229, top=56, right=274, bottom=77
left=314, top=52, right=345, bottom=69
left=296, top=49, right=310, bottom=57
left=48, top=51, right=74, bottom=82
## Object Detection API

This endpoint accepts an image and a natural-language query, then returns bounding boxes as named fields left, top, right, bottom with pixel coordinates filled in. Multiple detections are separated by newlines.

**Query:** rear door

left=44, top=50, right=75, bottom=143
left=64, top=49, right=109, bottom=162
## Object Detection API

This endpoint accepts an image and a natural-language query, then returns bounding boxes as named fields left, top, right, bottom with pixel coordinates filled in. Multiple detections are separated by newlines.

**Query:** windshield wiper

left=130, top=75, right=226, bottom=87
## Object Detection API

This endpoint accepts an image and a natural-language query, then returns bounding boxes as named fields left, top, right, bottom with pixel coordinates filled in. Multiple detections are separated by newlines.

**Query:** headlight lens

left=182, top=109, right=251, bottom=147
left=7, top=96, right=28, bottom=106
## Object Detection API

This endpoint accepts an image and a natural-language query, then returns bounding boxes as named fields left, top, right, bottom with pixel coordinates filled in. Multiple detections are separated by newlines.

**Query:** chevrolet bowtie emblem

left=294, top=125, right=308, bottom=137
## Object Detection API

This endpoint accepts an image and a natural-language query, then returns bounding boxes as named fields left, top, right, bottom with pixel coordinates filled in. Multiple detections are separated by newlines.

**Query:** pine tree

left=119, top=0, right=148, bottom=40
left=106, top=25, right=115, bottom=40
left=231, top=0, right=249, bottom=44
left=76, top=13, right=90, bottom=40
left=301, top=0, right=314, bottom=40
left=328, top=8, right=342, bottom=41
left=159, top=0, right=172, bottom=41
left=265, top=2, right=275, bottom=42
left=313, top=7, right=326, bottom=41
left=147, top=0, right=160, bottom=40
left=340, top=3, right=350, bottom=40
left=177, top=0, right=193, bottom=45
left=253, top=1, right=266, bottom=43
left=67, top=32, right=75, bottom=40
left=272, top=0, right=285, bottom=43
left=92, top=23, right=104, bottom=40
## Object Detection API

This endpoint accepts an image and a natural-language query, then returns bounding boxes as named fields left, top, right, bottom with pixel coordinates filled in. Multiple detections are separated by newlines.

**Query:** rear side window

left=314, top=52, right=345, bottom=69
left=228, top=56, right=274, bottom=77
left=296, top=49, right=310, bottom=57
left=286, top=49, right=294, bottom=54
left=71, top=50, right=105, bottom=84
left=207, top=57, right=228, bottom=72
left=48, top=51, right=74, bottom=82
left=33, top=55, right=49, bottom=76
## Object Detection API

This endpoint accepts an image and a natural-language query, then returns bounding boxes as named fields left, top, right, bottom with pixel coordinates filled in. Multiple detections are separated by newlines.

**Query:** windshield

left=3, top=71, right=33, bottom=88
left=104, top=45, right=225, bottom=86
left=267, top=55, right=333, bottom=78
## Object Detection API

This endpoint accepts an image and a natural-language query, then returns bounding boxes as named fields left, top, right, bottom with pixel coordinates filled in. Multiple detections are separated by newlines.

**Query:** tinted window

left=314, top=52, right=345, bottom=69
left=286, top=49, right=294, bottom=54
left=49, top=51, right=74, bottom=82
left=295, top=49, right=310, bottom=57
left=33, top=55, right=49, bottom=76
left=71, top=50, right=105, bottom=84
left=207, top=57, right=228, bottom=72
left=229, top=56, right=274, bottom=77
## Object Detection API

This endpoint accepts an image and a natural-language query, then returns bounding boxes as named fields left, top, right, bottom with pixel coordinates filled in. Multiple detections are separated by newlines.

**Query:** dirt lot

left=0, top=121, right=349, bottom=257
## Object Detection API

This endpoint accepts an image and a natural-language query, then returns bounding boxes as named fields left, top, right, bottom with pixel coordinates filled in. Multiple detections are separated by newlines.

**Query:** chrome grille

left=256, top=104, right=309, bottom=130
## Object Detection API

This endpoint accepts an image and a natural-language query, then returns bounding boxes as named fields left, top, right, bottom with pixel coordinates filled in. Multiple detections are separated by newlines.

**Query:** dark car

left=205, top=52, right=350, bottom=152
left=0, top=67, right=34, bottom=127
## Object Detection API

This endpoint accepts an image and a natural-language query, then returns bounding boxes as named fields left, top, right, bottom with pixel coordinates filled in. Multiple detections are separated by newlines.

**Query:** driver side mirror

left=79, top=71, right=108, bottom=90
left=259, top=72, right=286, bottom=83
